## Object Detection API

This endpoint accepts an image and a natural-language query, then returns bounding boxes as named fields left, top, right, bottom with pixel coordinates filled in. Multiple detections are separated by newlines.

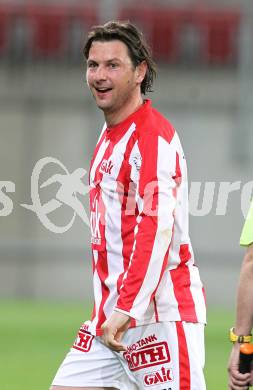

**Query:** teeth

left=96, top=88, right=111, bottom=92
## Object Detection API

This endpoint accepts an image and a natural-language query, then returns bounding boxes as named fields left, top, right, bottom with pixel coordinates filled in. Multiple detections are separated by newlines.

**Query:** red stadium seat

left=118, top=5, right=185, bottom=63
left=0, top=4, right=10, bottom=55
left=152, top=8, right=185, bottom=63
left=0, top=2, right=242, bottom=66
left=194, top=8, right=241, bottom=65
left=0, top=3, right=33, bottom=60
left=27, top=4, right=68, bottom=59
left=119, top=3, right=241, bottom=65
left=0, top=1, right=99, bottom=62
left=65, top=3, right=99, bottom=62
left=68, top=3, right=98, bottom=30
left=27, top=2, right=99, bottom=60
left=118, top=5, right=154, bottom=51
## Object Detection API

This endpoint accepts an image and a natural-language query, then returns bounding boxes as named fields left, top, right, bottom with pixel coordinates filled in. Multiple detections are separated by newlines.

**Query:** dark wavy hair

left=83, top=21, right=156, bottom=95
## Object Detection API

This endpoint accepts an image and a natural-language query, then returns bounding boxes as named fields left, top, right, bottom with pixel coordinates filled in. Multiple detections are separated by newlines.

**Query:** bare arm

left=234, top=244, right=253, bottom=335
left=228, top=244, right=253, bottom=389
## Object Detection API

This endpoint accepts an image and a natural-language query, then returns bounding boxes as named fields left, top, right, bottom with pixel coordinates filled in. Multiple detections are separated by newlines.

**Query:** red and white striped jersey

left=88, top=99, right=206, bottom=336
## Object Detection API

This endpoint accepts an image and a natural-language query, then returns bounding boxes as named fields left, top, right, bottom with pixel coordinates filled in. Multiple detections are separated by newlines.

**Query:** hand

left=228, top=343, right=251, bottom=389
left=101, top=311, right=130, bottom=352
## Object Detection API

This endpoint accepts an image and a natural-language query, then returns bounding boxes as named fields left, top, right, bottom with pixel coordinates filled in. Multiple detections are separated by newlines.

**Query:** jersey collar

left=105, top=99, right=151, bottom=142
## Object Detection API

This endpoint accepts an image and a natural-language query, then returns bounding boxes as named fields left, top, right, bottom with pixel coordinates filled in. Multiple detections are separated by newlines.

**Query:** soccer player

left=228, top=200, right=253, bottom=389
left=51, top=21, right=206, bottom=390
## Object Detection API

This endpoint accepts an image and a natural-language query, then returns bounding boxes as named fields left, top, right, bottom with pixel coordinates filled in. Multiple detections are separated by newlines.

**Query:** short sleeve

left=240, top=199, right=253, bottom=246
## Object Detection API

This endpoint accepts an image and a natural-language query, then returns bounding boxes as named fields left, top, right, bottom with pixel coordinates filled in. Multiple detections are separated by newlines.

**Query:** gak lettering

left=143, top=366, right=173, bottom=386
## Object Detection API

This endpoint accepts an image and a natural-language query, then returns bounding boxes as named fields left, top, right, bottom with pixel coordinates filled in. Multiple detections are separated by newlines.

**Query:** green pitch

left=0, top=299, right=234, bottom=389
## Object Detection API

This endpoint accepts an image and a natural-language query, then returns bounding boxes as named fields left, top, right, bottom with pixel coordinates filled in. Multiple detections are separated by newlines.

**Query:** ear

left=136, top=61, right=147, bottom=85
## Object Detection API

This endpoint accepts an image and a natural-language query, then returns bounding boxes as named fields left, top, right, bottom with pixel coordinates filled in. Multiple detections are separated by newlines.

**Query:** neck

left=105, top=94, right=144, bottom=128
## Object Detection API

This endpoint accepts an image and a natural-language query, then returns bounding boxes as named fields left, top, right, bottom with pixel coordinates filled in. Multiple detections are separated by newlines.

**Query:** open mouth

left=95, top=87, right=112, bottom=94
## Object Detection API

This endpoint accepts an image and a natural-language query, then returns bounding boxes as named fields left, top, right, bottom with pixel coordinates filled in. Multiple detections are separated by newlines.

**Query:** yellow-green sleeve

left=240, top=199, right=253, bottom=246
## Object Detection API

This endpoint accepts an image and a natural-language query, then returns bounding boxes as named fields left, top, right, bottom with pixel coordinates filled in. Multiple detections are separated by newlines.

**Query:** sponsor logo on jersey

left=132, top=153, right=142, bottom=171
left=126, top=334, right=158, bottom=353
left=90, top=192, right=102, bottom=245
left=99, top=159, right=113, bottom=175
left=73, top=329, right=94, bottom=352
left=143, top=366, right=173, bottom=386
left=123, top=341, right=170, bottom=371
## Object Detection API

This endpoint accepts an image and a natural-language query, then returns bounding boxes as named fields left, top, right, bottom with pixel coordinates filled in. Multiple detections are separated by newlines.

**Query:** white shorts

left=51, top=321, right=206, bottom=390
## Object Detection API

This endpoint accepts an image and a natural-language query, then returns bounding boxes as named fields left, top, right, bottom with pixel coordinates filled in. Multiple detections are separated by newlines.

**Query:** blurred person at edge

left=228, top=200, right=253, bottom=390
left=51, top=21, right=206, bottom=390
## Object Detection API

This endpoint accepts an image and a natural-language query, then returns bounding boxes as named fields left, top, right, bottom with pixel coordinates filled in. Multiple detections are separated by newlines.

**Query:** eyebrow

left=87, top=57, right=122, bottom=64
left=107, top=58, right=121, bottom=62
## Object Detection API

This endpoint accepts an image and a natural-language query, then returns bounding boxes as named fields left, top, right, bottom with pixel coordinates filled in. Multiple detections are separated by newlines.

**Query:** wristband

left=229, top=327, right=252, bottom=343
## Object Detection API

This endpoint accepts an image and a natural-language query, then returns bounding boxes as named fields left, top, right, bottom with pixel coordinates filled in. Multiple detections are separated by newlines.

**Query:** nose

left=94, top=65, right=107, bottom=82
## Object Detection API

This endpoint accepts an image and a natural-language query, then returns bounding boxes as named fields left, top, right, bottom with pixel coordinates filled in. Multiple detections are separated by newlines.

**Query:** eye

left=109, top=63, right=119, bottom=69
left=87, top=62, right=97, bottom=68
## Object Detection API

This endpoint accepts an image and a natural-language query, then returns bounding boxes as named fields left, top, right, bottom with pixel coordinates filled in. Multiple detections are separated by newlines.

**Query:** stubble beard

left=92, top=81, right=138, bottom=120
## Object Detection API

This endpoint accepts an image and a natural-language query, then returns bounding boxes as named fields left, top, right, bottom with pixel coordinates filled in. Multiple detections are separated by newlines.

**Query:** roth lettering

left=124, top=342, right=170, bottom=371
left=73, top=330, right=94, bottom=352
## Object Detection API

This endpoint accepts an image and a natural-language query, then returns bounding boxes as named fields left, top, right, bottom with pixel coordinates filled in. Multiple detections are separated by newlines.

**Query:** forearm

left=235, top=244, right=253, bottom=335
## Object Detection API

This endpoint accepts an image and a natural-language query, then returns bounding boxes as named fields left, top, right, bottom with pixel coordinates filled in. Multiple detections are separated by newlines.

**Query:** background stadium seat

left=195, top=7, right=240, bottom=65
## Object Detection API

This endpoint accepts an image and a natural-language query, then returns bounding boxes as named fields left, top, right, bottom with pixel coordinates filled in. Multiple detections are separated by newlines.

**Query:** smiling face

left=86, top=40, right=146, bottom=126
